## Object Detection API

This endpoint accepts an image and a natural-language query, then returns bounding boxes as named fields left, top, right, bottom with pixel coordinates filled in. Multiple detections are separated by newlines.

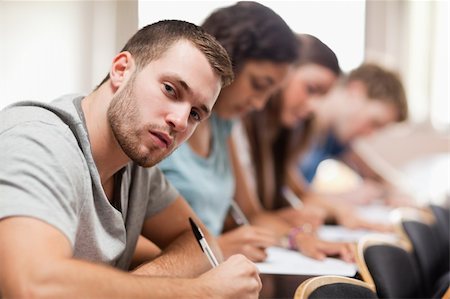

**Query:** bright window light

left=138, top=1, right=366, bottom=72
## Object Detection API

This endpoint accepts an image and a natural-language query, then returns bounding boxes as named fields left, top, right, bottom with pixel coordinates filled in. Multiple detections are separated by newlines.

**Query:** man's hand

left=196, top=254, right=262, bottom=299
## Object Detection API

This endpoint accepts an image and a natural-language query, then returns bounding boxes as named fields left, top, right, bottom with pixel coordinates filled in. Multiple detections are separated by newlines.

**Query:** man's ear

left=109, top=51, right=135, bottom=90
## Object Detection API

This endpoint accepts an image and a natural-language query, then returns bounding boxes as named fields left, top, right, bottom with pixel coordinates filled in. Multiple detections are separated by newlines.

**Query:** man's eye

left=164, top=84, right=176, bottom=96
left=307, top=85, right=319, bottom=95
left=190, top=110, right=201, bottom=122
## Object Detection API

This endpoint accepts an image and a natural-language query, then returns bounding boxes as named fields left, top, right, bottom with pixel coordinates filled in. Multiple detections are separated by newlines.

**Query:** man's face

left=108, top=40, right=221, bottom=167
left=335, top=96, right=398, bottom=143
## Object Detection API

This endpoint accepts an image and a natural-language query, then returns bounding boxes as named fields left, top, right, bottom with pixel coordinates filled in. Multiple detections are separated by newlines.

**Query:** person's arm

left=129, top=236, right=162, bottom=270
left=229, top=136, right=353, bottom=261
left=133, top=196, right=223, bottom=277
left=0, top=216, right=261, bottom=298
left=341, top=148, right=386, bottom=182
left=342, top=147, right=416, bottom=206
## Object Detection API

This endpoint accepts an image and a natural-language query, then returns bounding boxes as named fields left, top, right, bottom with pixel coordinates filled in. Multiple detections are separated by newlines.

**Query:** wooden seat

left=294, top=275, right=378, bottom=299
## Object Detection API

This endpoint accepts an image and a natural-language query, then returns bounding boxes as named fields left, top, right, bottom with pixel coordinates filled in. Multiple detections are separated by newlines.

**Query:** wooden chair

left=356, top=234, right=424, bottom=298
left=294, top=275, right=378, bottom=299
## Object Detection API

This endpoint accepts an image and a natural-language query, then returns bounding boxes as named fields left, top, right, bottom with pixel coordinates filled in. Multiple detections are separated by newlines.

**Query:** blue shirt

left=299, top=130, right=349, bottom=183
left=158, top=114, right=235, bottom=235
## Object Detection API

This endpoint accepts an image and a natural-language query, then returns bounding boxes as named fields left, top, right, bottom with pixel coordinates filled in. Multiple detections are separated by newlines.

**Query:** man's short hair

left=346, top=63, right=408, bottom=121
left=99, top=20, right=233, bottom=88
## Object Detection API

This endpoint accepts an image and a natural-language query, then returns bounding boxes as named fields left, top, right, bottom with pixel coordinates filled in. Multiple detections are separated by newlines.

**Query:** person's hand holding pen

left=274, top=206, right=326, bottom=232
left=217, top=225, right=279, bottom=262
left=189, top=218, right=262, bottom=299
left=196, top=254, right=262, bottom=299
left=217, top=201, right=279, bottom=262
left=279, top=186, right=327, bottom=232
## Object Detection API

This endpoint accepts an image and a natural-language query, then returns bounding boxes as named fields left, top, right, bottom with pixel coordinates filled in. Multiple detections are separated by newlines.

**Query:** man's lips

left=149, top=130, right=173, bottom=148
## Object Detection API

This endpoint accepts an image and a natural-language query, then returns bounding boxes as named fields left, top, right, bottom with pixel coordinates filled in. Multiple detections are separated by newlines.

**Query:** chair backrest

left=429, top=204, right=450, bottom=273
left=392, top=207, right=443, bottom=295
left=294, top=275, right=378, bottom=299
left=356, top=234, right=424, bottom=298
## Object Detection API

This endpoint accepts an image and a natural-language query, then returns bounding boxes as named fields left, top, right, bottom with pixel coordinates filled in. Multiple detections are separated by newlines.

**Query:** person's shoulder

left=0, top=102, right=85, bottom=168
left=1, top=108, right=69, bottom=140
left=1, top=94, right=84, bottom=138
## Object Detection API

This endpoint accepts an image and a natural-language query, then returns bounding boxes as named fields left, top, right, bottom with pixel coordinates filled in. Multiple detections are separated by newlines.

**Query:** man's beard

left=107, top=76, right=173, bottom=167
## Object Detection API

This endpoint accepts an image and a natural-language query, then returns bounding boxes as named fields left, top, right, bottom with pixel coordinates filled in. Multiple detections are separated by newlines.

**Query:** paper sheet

left=318, top=225, right=397, bottom=243
left=317, top=225, right=373, bottom=242
left=255, top=246, right=357, bottom=276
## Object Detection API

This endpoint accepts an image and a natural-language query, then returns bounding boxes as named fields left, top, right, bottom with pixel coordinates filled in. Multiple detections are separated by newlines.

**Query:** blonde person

left=0, top=20, right=262, bottom=298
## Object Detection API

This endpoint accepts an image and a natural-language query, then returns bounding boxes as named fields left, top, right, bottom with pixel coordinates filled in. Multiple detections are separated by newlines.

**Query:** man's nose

left=166, top=104, right=190, bottom=132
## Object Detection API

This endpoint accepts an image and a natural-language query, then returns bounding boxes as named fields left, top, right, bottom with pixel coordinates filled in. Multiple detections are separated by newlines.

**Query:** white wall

left=2, top=1, right=364, bottom=109
left=3, top=1, right=446, bottom=129
left=0, top=1, right=137, bottom=109
left=365, top=0, right=449, bottom=129
left=138, top=1, right=366, bottom=73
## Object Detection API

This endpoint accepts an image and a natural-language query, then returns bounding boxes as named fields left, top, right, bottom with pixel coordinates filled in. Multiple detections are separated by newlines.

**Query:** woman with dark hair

left=240, top=34, right=341, bottom=212
left=234, top=36, right=393, bottom=259
left=232, top=34, right=357, bottom=259
left=158, top=1, right=300, bottom=262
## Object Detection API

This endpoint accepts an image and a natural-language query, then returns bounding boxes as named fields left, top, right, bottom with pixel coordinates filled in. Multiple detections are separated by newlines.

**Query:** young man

left=0, top=20, right=261, bottom=298
left=300, top=63, right=410, bottom=207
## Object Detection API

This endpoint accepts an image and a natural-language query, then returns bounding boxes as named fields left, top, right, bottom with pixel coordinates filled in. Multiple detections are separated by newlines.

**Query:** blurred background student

left=158, top=1, right=299, bottom=262
left=230, top=33, right=354, bottom=261
left=298, top=63, right=413, bottom=207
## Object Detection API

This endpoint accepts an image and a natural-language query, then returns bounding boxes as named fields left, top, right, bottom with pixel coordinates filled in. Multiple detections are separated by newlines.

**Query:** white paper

left=317, top=225, right=373, bottom=242
left=255, top=246, right=357, bottom=276
left=317, top=225, right=397, bottom=243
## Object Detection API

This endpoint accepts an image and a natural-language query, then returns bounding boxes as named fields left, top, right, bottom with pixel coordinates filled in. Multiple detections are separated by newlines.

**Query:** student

left=0, top=20, right=262, bottom=298
left=299, top=63, right=411, bottom=210
left=158, top=1, right=299, bottom=262
left=239, top=49, right=395, bottom=233
left=234, top=34, right=354, bottom=260
left=235, top=33, right=338, bottom=223
left=160, top=13, right=352, bottom=261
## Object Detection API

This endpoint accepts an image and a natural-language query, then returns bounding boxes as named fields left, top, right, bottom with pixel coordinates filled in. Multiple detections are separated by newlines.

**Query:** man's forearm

left=3, top=256, right=203, bottom=298
left=133, top=230, right=223, bottom=277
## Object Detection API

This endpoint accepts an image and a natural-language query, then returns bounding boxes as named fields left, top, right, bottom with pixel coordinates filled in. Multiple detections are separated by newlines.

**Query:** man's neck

left=81, top=84, right=130, bottom=185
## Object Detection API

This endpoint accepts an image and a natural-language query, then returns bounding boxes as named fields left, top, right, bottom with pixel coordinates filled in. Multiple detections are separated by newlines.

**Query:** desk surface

left=258, top=204, right=398, bottom=298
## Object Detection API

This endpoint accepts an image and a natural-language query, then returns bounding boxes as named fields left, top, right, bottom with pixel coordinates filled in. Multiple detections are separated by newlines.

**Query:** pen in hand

left=282, top=186, right=304, bottom=209
left=230, top=200, right=250, bottom=226
left=189, top=217, right=219, bottom=268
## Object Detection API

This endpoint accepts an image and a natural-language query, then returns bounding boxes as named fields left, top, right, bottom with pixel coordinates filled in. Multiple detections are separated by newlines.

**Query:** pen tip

left=189, top=217, right=205, bottom=249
